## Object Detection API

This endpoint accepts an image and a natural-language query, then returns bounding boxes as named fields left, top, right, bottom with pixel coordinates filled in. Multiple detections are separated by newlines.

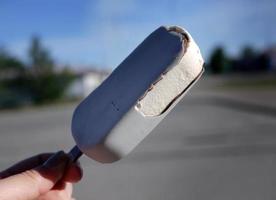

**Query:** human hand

left=0, top=151, right=82, bottom=200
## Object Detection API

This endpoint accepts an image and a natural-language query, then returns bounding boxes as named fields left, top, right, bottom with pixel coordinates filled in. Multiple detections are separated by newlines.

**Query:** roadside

left=0, top=74, right=275, bottom=118
left=192, top=74, right=276, bottom=113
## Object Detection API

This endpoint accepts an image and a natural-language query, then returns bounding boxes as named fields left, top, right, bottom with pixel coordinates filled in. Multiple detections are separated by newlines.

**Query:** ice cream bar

left=70, top=26, right=204, bottom=163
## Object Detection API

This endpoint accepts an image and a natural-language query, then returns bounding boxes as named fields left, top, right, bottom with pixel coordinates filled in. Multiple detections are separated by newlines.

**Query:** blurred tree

left=239, top=46, right=257, bottom=71
left=256, top=52, right=270, bottom=71
left=0, top=49, right=27, bottom=108
left=23, top=36, right=75, bottom=104
left=232, top=46, right=270, bottom=72
left=24, top=69, right=75, bottom=104
left=207, top=47, right=229, bottom=74
left=28, top=36, right=54, bottom=74
left=0, top=37, right=76, bottom=108
left=0, top=49, right=25, bottom=73
left=241, top=46, right=256, bottom=60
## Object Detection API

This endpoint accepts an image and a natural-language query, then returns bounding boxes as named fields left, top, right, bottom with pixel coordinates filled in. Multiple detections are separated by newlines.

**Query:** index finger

left=0, top=153, right=53, bottom=179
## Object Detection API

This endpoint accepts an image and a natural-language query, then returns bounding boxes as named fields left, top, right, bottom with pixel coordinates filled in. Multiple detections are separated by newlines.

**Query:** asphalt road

left=1, top=86, right=276, bottom=200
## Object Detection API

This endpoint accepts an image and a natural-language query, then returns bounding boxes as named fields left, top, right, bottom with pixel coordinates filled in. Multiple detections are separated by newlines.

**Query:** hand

left=0, top=151, right=83, bottom=200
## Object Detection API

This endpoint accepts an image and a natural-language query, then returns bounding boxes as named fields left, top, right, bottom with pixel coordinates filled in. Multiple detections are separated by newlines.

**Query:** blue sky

left=0, top=0, right=276, bottom=69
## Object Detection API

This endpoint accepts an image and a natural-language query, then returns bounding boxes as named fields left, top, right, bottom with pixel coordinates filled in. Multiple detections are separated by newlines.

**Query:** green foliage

left=236, top=46, right=269, bottom=72
left=0, top=49, right=25, bottom=71
left=240, top=46, right=257, bottom=60
left=207, top=45, right=271, bottom=74
left=26, top=71, right=75, bottom=104
left=0, top=36, right=76, bottom=109
left=207, top=47, right=229, bottom=74
left=28, top=36, right=54, bottom=74
left=0, top=50, right=27, bottom=108
left=0, top=88, right=26, bottom=109
left=19, top=35, right=76, bottom=104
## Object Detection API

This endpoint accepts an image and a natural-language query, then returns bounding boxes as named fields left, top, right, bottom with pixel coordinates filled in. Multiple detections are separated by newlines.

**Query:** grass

left=218, top=77, right=276, bottom=90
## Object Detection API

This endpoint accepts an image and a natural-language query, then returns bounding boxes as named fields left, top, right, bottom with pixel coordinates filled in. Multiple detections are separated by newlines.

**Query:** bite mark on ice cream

left=136, top=27, right=203, bottom=117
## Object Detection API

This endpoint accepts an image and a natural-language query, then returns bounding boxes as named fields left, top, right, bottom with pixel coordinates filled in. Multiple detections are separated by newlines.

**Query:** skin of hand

left=0, top=151, right=83, bottom=200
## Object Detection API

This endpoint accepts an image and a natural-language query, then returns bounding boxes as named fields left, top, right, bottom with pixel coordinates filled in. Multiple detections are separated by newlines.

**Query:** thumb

left=0, top=151, right=69, bottom=200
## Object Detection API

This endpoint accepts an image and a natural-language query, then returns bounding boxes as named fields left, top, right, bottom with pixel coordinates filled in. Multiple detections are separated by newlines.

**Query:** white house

left=67, top=69, right=110, bottom=98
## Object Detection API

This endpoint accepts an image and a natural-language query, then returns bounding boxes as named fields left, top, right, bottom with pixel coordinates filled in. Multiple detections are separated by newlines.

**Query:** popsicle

left=69, top=26, right=204, bottom=163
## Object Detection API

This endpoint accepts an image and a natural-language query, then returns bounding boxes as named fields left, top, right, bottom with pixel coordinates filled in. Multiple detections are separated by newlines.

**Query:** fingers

left=0, top=151, right=83, bottom=200
left=37, top=182, right=73, bottom=200
left=0, top=152, right=83, bottom=183
left=0, top=153, right=53, bottom=179
left=62, top=161, right=83, bottom=183
left=0, top=151, right=69, bottom=200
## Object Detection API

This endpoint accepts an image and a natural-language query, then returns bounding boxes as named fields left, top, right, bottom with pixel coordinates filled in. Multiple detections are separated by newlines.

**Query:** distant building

left=66, top=69, right=110, bottom=98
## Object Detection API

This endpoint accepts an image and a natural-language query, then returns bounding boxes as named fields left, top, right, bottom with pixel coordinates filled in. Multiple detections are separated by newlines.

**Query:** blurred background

left=0, top=0, right=276, bottom=199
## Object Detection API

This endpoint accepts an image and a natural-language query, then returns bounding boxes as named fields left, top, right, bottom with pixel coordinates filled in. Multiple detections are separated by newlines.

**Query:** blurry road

left=1, top=77, right=276, bottom=200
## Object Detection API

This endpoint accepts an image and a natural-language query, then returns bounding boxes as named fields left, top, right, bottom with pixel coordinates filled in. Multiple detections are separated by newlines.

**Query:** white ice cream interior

left=135, top=31, right=203, bottom=116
